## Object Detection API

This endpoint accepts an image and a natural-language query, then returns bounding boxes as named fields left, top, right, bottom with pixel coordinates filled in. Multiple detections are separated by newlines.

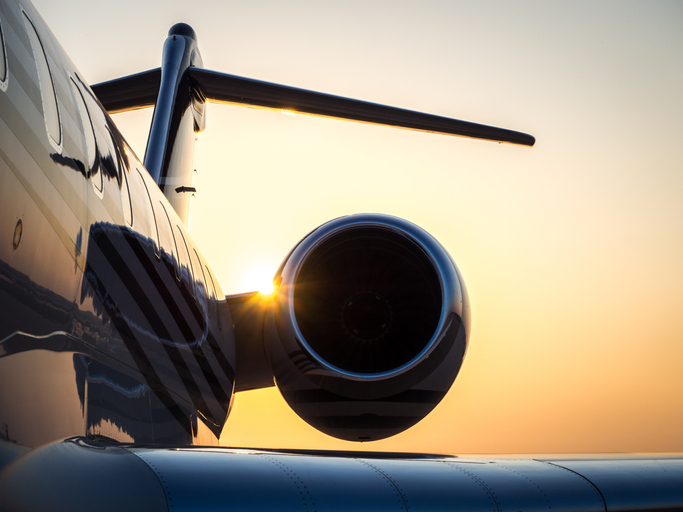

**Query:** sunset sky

left=31, top=0, right=683, bottom=454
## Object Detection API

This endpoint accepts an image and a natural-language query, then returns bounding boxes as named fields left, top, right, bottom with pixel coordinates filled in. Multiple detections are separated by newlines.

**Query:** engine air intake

left=266, top=214, right=470, bottom=441
left=293, top=228, right=442, bottom=374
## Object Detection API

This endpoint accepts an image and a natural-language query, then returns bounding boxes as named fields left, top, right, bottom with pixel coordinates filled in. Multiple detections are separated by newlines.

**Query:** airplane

left=0, top=0, right=681, bottom=510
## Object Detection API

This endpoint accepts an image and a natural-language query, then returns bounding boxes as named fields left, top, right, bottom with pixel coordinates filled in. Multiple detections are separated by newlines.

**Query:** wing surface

left=2, top=438, right=682, bottom=511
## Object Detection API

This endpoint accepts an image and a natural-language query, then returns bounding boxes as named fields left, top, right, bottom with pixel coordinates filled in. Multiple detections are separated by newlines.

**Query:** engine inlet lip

left=284, top=216, right=453, bottom=382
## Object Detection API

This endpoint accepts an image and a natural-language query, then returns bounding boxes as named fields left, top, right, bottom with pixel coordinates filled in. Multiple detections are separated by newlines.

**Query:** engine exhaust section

left=265, top=214, right=470, bottom=441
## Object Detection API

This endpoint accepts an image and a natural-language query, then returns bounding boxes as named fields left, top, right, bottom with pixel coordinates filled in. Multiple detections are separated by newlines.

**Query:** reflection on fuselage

left=0, top=0, right=234, bottom=448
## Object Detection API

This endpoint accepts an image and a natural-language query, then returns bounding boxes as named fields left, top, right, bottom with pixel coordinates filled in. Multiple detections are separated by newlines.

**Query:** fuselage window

left=23, top=12, right=62, bottom=152
left=205, top=264, right=221, bottom=330
left=121, top=168, right=133, bottom=227
left=158, top=201, right=180, bottom=281
left=204, top=265, right=216, bottom=301
left=69, top=77, right=101, bottom=192
left=73, top=73, right=123, bottom=190
left=192, top=249, right=213, bottom=321
left=192, top=248, right=207, bottom=300
left=175, top=225, right=194, bottom=294
left=0, top=16, right=8, bottom=92
left=137, top=169, right=160, bottom=258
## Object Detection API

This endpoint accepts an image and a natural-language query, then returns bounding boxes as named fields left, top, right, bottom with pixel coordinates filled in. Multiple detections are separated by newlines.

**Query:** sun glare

left=259, top=280, right=275, bottom=296
left=241, top=266, right=276, bottom=296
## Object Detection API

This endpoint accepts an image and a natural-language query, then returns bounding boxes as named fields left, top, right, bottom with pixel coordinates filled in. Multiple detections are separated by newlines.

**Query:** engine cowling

left=265, top=214, right=470, bottom=441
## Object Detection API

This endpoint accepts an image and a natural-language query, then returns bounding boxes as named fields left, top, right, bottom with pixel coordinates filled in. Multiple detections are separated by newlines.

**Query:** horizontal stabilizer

left=91, top=68, right=161, bottom=113
left=190, top=69, right=535, bottom=146
left=92, top=67, right=535, bottom=146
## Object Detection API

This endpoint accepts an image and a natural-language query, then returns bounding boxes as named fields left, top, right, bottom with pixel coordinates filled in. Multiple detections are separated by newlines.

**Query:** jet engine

left=264, top=214, right=470, bottom=441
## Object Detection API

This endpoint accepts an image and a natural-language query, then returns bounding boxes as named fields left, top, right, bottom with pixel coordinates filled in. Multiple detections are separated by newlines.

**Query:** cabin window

left=121, top=168, right=133, bottom=227
left=70, top=77, right=101, bottom=192
left=204, top=265, right=216, bottom=301
left=191, top=248, right=207, bottom=301
left=23, top=12, right=61, bottom=152
left=205, top=264, right=221, bottom=330
left=73, top=73, right=123, bottom=191
left=0, top=17, right=8, bottom=92
left=175, top=226, right=194, bottom=294
left=137, top=169, right=160, bottom=258
left=158, top=201, right=180, bottom=281
left=192, top=249, right=215, bottom=322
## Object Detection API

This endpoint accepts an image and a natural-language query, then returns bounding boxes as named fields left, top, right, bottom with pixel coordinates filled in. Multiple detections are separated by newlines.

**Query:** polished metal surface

left=226, top=290, right=274, bottom=392
left=191, top=67, right=535, bottom=146
left=0, top=438, right=168, bottom=512
left=90, top=67, right=160, bottom=114
left=0, top=0, right=233, bottom=448
left=5, top=438, right=682, bottom=512
left=92, top=67, right=535, bottom=146
left=2, top=1, right=682, bottom=511
left=545, top=457, right=683, bottom=511
left=263, top=214, right=470, bottom=441
left=143, top=23, right=205, bottom=223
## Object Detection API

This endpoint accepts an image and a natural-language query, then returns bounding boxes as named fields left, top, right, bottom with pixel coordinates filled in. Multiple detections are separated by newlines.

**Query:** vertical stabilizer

left=144, top=23, right=206, bottom=224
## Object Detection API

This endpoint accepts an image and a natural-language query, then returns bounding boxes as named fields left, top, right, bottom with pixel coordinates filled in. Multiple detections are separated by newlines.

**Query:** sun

left=241, top=266, right=276, bottom=296
left=258, top=280, right=275, bottom=296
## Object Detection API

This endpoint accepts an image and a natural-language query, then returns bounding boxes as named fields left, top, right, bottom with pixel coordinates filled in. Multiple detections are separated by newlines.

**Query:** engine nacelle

left=265, top=214, right=470, bottom=441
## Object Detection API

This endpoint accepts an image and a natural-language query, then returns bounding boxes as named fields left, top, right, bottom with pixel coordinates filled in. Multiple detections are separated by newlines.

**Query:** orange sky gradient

left=32, top=0, right=683, bottom=454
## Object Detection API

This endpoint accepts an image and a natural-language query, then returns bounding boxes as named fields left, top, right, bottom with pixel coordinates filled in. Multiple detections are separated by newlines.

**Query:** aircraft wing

left=1, top=438, right=682, bottom=511
left=92, top=68, right=535, bottom=146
